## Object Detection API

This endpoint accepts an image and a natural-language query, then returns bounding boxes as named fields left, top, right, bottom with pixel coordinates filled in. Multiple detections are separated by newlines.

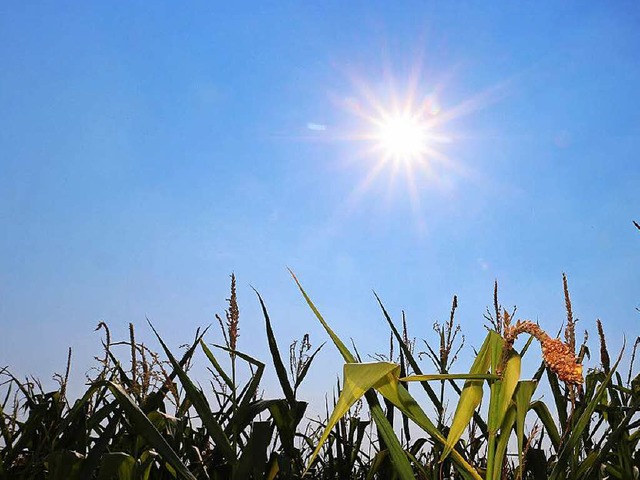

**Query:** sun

left=341, top=88, right=451, bottom=217
left=337, top=77, right=453, bottom=193
left=322, top=59, right=503, bottom=229
left=374, top=112, right=432, bottom=162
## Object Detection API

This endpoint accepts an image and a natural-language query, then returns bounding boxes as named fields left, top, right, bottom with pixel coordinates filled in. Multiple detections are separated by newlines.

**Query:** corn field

left=1, top=271, right=638, bottom=480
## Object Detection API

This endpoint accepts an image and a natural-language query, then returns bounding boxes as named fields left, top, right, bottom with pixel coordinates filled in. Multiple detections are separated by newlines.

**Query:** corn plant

left=293, top=270, right=639, bottom=480
left=1, top=271, right=638, bottom=479
left=0, top=276, right=328, bottom=480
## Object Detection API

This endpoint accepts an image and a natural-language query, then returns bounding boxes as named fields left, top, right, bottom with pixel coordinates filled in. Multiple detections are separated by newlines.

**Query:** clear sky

left=1, top=2, right=639, bottom=400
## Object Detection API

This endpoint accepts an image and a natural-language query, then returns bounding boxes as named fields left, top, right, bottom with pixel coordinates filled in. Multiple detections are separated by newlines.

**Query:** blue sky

left=1, top=2, right=639, bottom=400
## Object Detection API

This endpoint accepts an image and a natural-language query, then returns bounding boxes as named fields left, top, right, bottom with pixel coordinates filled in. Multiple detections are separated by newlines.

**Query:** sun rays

left=329, top=61, right=504, bottom=230
left=336, top=72, right=454, bottom=226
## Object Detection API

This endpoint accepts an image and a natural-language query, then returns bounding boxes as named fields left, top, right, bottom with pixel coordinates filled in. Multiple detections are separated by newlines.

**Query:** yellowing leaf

left=306, top=362, right=483, bottom=480
left=305, top=362, right=398, bottom=473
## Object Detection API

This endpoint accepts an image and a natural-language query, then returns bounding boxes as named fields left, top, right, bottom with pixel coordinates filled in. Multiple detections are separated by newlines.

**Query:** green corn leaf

left=255, top=289, right=296, bottom=406
left=77, top=404, right=120, bottom=479
left=214, top=345, right=265, bottom=417
left=515, top=380, right=537, bottom=479
left=236, top=421, right=273, bottom=480
left=295, top=274, right=480, bottom=479
left=530, top=400, right=561, bottom=450
left=232, top=398, right=279, bottom=435
left=366, top=450, right=390, bottom=480
left=200, top=340, right=234, bottom=389
left=290, top=269, right=355, bottom=362
left=148, top=323, right=235, bottom=463
left=105, top=350, right=135, bottom=393
left=138, top=451, right=159, bottom=480
left=580, top=393, right=640, bottom=479
left=549, top=343, right=626, bottom=480
left=147, top=410, right=178, bottom=432
left=491, top=350, right=521, bottom=432
left=0, top=397, right=12, bottom=451
left=546, top=364, right=568, bottom=428
left=374, top=367, right=481, bottom=480
left=306, top=362, right=400, bottom=472
left=493, top=405, right=517, bottom=480
left=519, top=334, right=535, bottom=357
left=441, top=331, right=499, bottom=462
left=268, top=398, right=308, bottom=459
left=374, top=292, right=443, bottom=411
left=86, top=400, right=118, bottom=432
left=55, top=384, right=106, bottom=447
left=143, top=326, right=208, bottom=413
left=376, top=293, right=490, bottom=439
left=265, top=456, right=279, bottom=480
left=406, top=450, right=430, bottom=479
left=124, top=457, right=141, bottom=480
left=45, top=450, right=84, bottom=480
left=94, top=381, right=197, bottom=480
left=294, top=342, right=325, bottom=390
left=97, top=452, right=135, bottom=480
left=349, top=417, right=370, bottom=466
left=308, top=362, right=482, bottom=480
left=490, top=332, right=505, bottom=372
left=574, top=451, right=599, bottom=479
left=409, top=437, right=428, bottom=457
left=491, top=382, right=537, bottom=480
left=602, top=463, right=626, bottom=480
left=3, top=403, right=48, bottom=465
left=294, top=271, right=482, bottom=480
left=290, top=271, right=416, bottom=480
left=5, top=372, right=35, bottom=409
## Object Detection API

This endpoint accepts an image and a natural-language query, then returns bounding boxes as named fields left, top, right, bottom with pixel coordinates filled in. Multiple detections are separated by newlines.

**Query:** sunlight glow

left=346, top=89, right=453, bottom=215
left=375, top=113, right=431, bottom=161
left=325, top=59, right=504, bottom=230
